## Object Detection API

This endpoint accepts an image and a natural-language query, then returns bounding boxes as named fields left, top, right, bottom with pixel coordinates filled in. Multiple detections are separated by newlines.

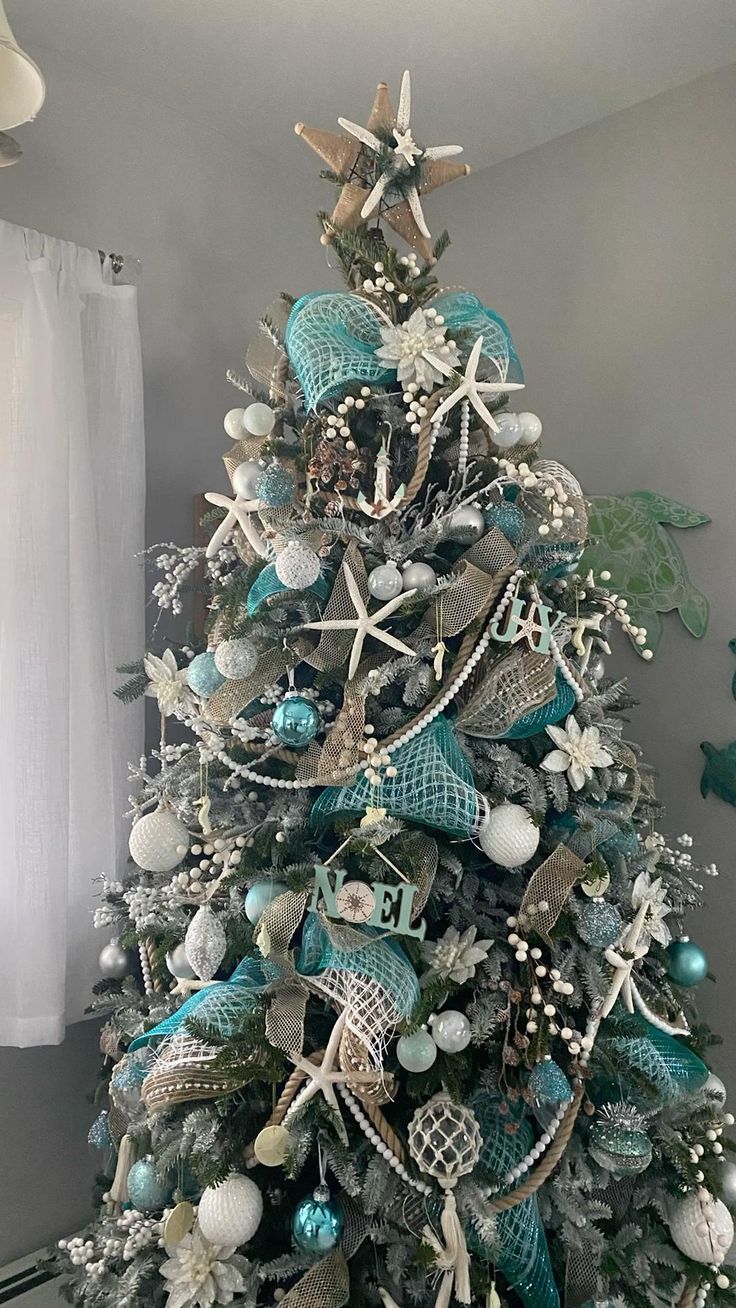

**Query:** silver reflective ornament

left=430, top=1009, right=471, bottom=1053
left=587, top=655, right=607, bottom=684
left=98, top=940, right=131, bottom=980
left=704, top=1072, right=728, bottom=1107
left=367, top=564, right=403, bottom=601
left=402, top=561, right=437, bottom=593
left=493, top=412, right=523, bottom=449
left=450, top=505, right=485, bottom=543
left=719, top=1159, right=736, bottom=1209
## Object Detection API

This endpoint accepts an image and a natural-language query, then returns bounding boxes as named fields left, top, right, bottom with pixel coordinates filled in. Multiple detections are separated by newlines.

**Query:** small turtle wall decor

left=700, top=641, right=736, bottom=808
left=582, top=491, right=710, bottom=658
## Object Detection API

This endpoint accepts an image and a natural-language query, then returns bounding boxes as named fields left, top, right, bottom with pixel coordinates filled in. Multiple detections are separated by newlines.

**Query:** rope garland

left=487, top=1081, right=584, bottom=1212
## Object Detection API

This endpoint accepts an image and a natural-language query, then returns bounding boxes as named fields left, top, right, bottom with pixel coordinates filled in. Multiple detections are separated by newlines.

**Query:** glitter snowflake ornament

left=408, top=1092, right=482, bottom=1186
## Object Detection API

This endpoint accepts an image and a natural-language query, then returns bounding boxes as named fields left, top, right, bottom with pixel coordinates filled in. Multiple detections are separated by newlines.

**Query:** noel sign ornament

left=310, top=862, right=426, bottom=939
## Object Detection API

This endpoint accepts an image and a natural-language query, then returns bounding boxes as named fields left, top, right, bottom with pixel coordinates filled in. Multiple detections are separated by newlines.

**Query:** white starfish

left=600, top=898, right=651, bottom=1018
left=204, top=490, right=268, bottom=559
left=304, top=561, right=416, bottom=679
left=283, top=1010, right=375, bottom=1141
left=431, top=335, right=525, bottom=433
left=338, top=70, right=463, bottom=235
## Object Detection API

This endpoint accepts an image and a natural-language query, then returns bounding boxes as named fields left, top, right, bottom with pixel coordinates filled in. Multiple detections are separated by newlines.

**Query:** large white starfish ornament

left=204, top=491, right=268, bottom=559
left=338, top=70, right=463, bottom=238
left=600, top=897, right=651, bottom=1018
left=431, top=335, right=525, bottom=433
left=304, top=561, right=416, bottom=679
left=283, top=1010, right=375, bottom=1142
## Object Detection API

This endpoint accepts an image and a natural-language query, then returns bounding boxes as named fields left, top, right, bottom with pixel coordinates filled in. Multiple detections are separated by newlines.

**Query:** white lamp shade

left=0, top=129, right=22, bottom=166
left=0, top=1, right=45, bottom=130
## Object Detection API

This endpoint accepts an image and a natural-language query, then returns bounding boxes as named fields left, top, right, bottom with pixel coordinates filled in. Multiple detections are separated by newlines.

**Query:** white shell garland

left=184, top=905, right=226, bottom=981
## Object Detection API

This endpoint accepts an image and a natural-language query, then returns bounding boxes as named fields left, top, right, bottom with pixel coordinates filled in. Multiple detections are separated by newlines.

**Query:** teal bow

left=298, top=915, right=419, bottom=1023
left=285, top=289, right=522, bottom=412
left=128, top=953, right=280, bottom=1051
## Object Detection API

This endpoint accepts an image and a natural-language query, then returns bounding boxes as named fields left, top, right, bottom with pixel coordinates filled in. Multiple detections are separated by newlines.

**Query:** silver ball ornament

left=243, top=402, right=275, bottom=438
left=129, top=810, right=189, bottom=873
left=704, top=1072, right=728, bottom=1108
left=166, top=943, right=197, bottom=980
left=479, top=801, right=540, bottom=869
left=587, top=654, right=607, bottom=683
left=518, top=412, right=543, bottom=445
left=214, top=637, right=259, bottom=680
left=98, top=940, right=131, bottom=980
left=223, top=407, right=245, bottom=440
left=232, top=460, right=264, bottom=499
left=493, top=412, right=523, bottom=449
left=397, top=1029, right=438, bottom=1072
left=449, top=505, right=486, bottom=543
left=402, top=561, right=437, bottom=593
left=368, top=564, right=403, bottom=601
left=197, top=1173, right=263, bottom=1246
left=719, top=1160, right=736, bottom=1209
left=275, top=541, right=321, bottom=590
left=430, top=1009, right=471, bottom=1053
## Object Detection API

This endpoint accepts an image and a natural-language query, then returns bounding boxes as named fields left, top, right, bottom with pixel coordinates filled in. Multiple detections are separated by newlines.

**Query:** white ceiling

left=9, top=0, right=736, bottom=171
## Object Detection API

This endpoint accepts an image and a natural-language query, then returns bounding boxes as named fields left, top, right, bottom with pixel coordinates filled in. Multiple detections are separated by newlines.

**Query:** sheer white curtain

left=0, top=220, right=145, bottom=1046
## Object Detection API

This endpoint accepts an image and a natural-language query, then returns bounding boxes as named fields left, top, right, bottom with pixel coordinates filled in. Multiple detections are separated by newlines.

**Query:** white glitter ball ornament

left=184, top=905, right=226, bottom=981
left=275, top=541, right=321, bottom=590
left=197, top=1173, right=263, bottom=1246
left=408, top=1092, right=482, bottom=1185
left=214, top=637, right=259, bottom=680
left=669, top=1188, right=734, bottom=1264
left=478, top=801, right=540, bottom=869
left=129, top=809, right=189, bottom=873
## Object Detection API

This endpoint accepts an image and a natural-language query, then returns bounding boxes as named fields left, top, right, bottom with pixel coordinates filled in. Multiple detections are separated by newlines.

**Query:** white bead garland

left=458, top=397, right=470, bottom=476
left=338, top=1085, right=432, bottom=1197
left=138, top=942, right=154, bottom=996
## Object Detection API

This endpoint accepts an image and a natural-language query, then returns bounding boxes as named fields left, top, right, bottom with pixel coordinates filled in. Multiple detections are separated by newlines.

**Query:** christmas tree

left=59, top=72, right=736, bottom=1308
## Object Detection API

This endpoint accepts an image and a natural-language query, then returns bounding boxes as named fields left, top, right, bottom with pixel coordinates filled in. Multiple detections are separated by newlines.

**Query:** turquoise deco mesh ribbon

left=500, top=671, right=576, bottom=740
left=247, top=562, right=330, bottom=616
left=285, top=290, right=522, bottom=412
left=128, top=954, right=280, bottom=1051
left=310, top=715, right=480, bottom=838
left=603, top=1013, right=708, bottom=1107
left=297, top=915, right=419, bottom=1023
left=548, top=803, right=637, bottom=863
left=470, top=1092, right=560, bottom=1308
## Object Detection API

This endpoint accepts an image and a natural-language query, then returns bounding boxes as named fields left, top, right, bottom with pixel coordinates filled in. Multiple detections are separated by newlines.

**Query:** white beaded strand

left=338, top=1085, right=432, bottom=1197
left=458, top=397, right=470, bottom=477
left=138, top=942, right=154, bottom=996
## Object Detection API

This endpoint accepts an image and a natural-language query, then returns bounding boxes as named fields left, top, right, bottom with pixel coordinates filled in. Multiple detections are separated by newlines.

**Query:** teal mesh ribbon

left=500, top=671, right=576, bottom=740
left=521, top=540, right=583, bottom=580
left=247, top=562, right=330, bottom=616
left=470, top=1091, right=560, bottom=1308
left=310, top=715, right=480, bottom=838
left=285, top=290, right=522, bottom=412
left=548, top=803, right=637, bottom=862
left=297, top=915, right=419, bottom=1023
left=128, top=954, right=280, bottom=1051
left=603, top=1012, right=708, bottom=1107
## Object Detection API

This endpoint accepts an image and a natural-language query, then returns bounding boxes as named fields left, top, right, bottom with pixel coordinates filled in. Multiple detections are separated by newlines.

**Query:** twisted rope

left=488, top=1081, right=584, bottom=1212
left=676, top=1282, right=698, bottom=1308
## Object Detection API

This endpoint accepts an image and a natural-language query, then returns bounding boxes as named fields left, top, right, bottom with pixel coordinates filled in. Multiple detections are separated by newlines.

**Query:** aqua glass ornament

left=666, top=938, right=708, bottom=987
left=187, top=651, right=225, bottom=698
left=396, top=1029, right=437, bottom=1073
left=588, top=1104, right=652, bottom=1176
left=529, top=1058, right=572, bottom=1106
left=484, top=501, right=525, bottom=546
left=577, top=898, right=623, bottom=949
left=272, top=695, right=321, bottom=748
left=126, top=1157, right=171, bottom=1212
left=255, top=463, right=295, bottom=508
left=292, top=1186, right=343, bottom=1253
left=244, top=880, right=289, bottom=925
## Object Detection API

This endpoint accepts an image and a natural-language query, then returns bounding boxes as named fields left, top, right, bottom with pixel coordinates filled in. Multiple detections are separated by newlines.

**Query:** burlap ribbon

left=518, top=845, right=586, bottom=941
left=411, top=527, right=518, bottom=643
left=256, top=888, right=311, bottom=1054
left=455, top=647, right=556, bottom=738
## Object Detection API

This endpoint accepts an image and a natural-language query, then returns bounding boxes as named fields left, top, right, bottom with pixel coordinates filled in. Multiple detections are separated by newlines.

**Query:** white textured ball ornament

left=223, top=407, right=245, bottom=440
left=197, top=1173, right=263, bottom=1246
left=243, top=402, right=276, bottom=438
left=518, top=412, right=543, bottom=445
left=669, top=1189, right=734, bottom=1265
left=275, top=541, right=321, bottom=590
left=129, top=810, right=189, bottom=873
left=232, top=460, right=264, bottom=499
left=214, top=637, right=259, bottom=680
left=430, top=1010, right=471, bottom=1053
left=479, top=801, right=540, bottom=869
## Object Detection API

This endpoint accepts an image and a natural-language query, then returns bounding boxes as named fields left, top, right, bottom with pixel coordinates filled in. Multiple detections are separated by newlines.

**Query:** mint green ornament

left=272, top=695, right=320, bottom=747
left=666, top=938, right=708, bottom=987
left=245, top=880, right=289, bottom=925
left=589, top=1104, right=652, bottom=1176
left=582, top=490, right=710, bottom=657
left=187, top=651, right=225, bottom=698
left=396, top=1029, right=437, bottom=1073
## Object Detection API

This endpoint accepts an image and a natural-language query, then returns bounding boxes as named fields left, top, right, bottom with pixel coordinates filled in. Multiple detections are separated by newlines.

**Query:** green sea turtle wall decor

left=582, top=491, right=710, bottom=658
left=700, top=641, right=736, bottom=808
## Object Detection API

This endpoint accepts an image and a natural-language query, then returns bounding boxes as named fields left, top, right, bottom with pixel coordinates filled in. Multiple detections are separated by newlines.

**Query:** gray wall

left=1, top=53, right=735, bottom=1259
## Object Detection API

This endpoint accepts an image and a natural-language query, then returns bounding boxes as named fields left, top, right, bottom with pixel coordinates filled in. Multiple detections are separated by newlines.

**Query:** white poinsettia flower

left=160, top=1228, right=248, bottom=1308
left=144, top=649, right=196, bottom=717
left=631, top=868, right=673, bottom=946
left=421, top=924, right=493, bottom=985
left=541, top=714, right=614, bottom=791
left=375, top=307, right=461, bottom=392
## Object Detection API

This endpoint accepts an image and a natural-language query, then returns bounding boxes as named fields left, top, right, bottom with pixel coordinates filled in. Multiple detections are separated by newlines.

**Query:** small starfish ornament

left=600, top=897, right=651, bottom=1018
left=295, top=72, right=469, bottom=262
left=203, top=490, right=268, bottom=559
left=431, top=335, right=525, bottom=433
left=304, top=560, right=416, bottom=679
left=283, top=1010, right=375, bottom=1142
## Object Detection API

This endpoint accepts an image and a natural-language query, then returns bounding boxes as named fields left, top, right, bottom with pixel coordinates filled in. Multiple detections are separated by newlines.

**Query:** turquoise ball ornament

left=529, top=1058, right=573, bottom=1106
left=292, top=1186, right=344, bottom=1253
left=396, top=1029, right=437, bottom=1073
left=126, top=1157, right=171, bottom=1212
left=577, top=898, right=623, bottom=949
left=272, top=695, right=321, bottom=748
left=255, top=463, right=295, bottom=508
left=666, top=938, right=708, bottom=987
left=187, top=651, right=225, bottom=698
left=245, top=880, right=289, bottom=925
left=484, top=501, right=525, bottom=546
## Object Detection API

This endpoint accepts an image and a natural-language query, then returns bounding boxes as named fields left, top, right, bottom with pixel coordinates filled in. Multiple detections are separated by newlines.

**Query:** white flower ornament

left=144, top=649, right=197, bottom=718
left=160, top=1227, right=248, bottom=1308
left=541, top=714, right=613, bottom=791
left=375, top=306, right=461, bottom=391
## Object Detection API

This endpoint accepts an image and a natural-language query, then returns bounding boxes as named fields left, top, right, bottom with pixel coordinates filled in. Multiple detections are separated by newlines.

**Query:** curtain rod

left=99, top=249, right=125, bottom=274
